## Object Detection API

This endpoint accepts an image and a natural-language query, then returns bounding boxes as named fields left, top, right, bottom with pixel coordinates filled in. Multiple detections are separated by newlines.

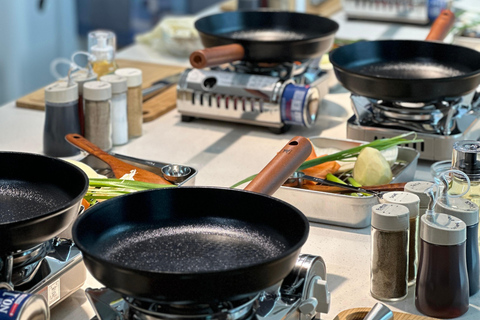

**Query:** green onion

left=230, top=132, right=422, bottom=188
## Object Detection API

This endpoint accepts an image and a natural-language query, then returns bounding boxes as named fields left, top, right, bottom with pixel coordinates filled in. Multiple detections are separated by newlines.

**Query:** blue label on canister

left=281, top=84, right=308, bottom=126
left=0, top=290, right=31, bottom=319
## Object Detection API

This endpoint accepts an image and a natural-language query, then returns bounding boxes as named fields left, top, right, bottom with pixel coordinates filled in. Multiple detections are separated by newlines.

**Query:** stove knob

left=310, top=276, right=330, bottom=314
left=299, top=297, right=318, bottom=317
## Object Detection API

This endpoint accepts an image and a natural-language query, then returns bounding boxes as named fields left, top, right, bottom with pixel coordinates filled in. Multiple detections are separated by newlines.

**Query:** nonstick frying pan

left=190, top=11, right=339, bottom=68
left=73, top=136, right=312, bottom=303
left=0, top=152, right=88, bottom=253
left=329, top=10, right=480, bottom=102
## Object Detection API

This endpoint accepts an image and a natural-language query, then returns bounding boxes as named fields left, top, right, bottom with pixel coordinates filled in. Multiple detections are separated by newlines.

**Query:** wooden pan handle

left=66, top=133, right=111, bottom=161
left=190, top=44, right=245, bottom=68
left=425, top=9, right=455, bottom=41
left=244, top=136, right=312, bottom=196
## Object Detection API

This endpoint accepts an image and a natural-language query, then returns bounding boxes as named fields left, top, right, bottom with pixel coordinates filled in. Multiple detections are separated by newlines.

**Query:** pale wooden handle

left=245, top=136, right=312, bottom=196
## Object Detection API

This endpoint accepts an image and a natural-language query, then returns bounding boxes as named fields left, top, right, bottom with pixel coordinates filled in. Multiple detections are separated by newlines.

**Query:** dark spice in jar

left=371, top=229, right=409, bottom=300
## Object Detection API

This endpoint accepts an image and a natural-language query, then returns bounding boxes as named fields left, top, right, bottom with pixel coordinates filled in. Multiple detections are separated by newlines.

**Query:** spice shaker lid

left=452, top=140, right=480, bottom=179
left=100, top=74, right=127, bottom=94
left=420, top=213, right=466, bottom=245
left=372, top=203, right=409, bottom=231
left=44, top=81, right=78, bottom=104
left=71, top=70, right=97, bottom=95
left=382, top=191, right=420, bottom=219
left=435, top=198, right=479, bottom=226
left=115, top=68, right=142, bottom=87
left=83, top=81, right=112, bottom=101
left=404, top=181, right=434, bottom=208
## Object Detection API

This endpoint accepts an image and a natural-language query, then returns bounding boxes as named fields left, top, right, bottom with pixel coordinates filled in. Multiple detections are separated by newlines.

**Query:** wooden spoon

left=65, top=134, right=172, bottom=185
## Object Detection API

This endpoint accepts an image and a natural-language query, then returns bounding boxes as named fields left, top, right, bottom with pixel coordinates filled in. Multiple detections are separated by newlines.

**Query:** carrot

left=81, top=198, right=90, bottom=210
left=301, top=140, right=340, bottom=184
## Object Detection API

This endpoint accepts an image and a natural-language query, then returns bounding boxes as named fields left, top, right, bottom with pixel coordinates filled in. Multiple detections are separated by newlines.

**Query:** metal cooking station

left=1, top=5, right=480, bottom=320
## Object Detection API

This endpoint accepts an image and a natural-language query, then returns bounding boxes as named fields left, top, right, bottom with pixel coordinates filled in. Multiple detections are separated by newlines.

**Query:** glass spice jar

left=435, top=197, right=479, bottom=296
left=71, top=69, right=97, bottom=135
left=114, top=68, right=143, bottom=139
left=415, top=213, right=469, bottom=318
left=382, top=191, right=420, bottom=286
left=99, top=74, right=128, bottom=146
left=370, top=203, right=409, bottom=301
left=404, top=181, right=434, bottom=218
left=43, top=81, right=81, bottom=157
left=83, top=81, right=112, bottom=151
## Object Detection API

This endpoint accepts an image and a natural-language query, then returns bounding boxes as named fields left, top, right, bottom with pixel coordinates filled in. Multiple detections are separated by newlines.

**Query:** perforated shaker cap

left=435, top=198, right=479, bottom=226
left=100, top=74, right=127, bottom=94
left=382, top=191, right=420, bottom=219
left=420, top=213, right=466, bottom=246
left=372, top=203, right=409, bottom=231
left=71, top=70, right=97, bottom=95
left=44, top=81, right=78, bottom=104
left=83, top=81, right=112, bottom=101
left=114, top=68, right=142, bottom=87
left=404, top=181, right=434, bottom=208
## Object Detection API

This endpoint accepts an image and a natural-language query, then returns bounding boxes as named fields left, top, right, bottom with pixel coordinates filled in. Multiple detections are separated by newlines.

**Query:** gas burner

left=177, top=58, right=329, bottom=133
left=86, top=255, right=330, bottom=320
left=347, top=92, right=480, bottom=160
left=0, top=238, right=86, bottom=308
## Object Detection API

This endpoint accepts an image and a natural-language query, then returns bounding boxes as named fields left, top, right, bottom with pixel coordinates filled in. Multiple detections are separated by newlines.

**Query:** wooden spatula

left=65, top=134, right=172, bottom=185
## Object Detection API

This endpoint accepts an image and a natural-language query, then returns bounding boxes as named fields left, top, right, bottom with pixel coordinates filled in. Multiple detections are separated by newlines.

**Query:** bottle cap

left=435, top=198, right=479, bottom=226
left=83, top=81, right=112, bottom=101
left=100, top=74, right=127, bottom=94
left=452, top=140, right=480, bottom=180
left=372, top=203, right=409, bottom=231
left=88, top=30, right=115, bottom=61
left=420, top=213, right=466, bottom=245
left=44, top=81, right=78, bottom=104
left=71, top=70, right=97, bottom=95
left=382, top=191, right=420, bottom=219
left=404, top=181, right=434, bottom=208
left=115, top=68, right=142, bottom=87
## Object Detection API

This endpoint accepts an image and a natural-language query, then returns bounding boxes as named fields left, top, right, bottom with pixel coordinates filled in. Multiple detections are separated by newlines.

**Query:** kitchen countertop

left=1, top=9, right=479, bottom=320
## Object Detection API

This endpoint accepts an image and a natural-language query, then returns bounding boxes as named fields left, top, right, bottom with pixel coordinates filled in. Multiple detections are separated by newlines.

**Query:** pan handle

left=190, top=44, right=245, bottom=69
left=425, top=9, right=455, bottom=42
left=244, top=136, right=312, bottom=196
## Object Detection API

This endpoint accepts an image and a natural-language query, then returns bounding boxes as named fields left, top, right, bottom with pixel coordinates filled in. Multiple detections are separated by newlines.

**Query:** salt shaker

left=382, top=191, right=420, bottom=286
left=436, top=196, right=479, bottom=296
left=43, top=81, right=81, bottom=157
left=370, top=203, right=409, bottom=301
left=114, top=68, right=143, bottom=139
left=416, top=191, right=469, bottom=319
left=100, top=74, right=128, bottom=146
left=83, top=81, right=112, bottom=151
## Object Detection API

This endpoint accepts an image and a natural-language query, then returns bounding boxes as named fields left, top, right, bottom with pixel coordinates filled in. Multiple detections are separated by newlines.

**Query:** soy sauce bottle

left=415, top=213, right=469, bottom=318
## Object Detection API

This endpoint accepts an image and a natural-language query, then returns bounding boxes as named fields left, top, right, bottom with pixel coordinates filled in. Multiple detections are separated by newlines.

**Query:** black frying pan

left=190, top=11, right=339, bottom=68
left=0, top=152, right=88, bottom=253
left=329, top=10, right=480, bottom=102
left=73, top=137, right=312, bottom=303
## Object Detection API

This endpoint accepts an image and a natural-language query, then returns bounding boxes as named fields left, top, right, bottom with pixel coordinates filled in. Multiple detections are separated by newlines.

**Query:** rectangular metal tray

left=80, top=153, right=197, bottom=186
left=273, top=137, right=420, bottom=229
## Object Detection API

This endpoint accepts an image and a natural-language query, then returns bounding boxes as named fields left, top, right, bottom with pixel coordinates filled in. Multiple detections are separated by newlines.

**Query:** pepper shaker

left=370, top=203, right=409, bottom=301
left=83, top=81, right=112, bottom=151
left=71, top=69, right=97, bottom=135
left=382, top=191, right=420, bottom=286
left=43, top=81, right=81, bottom=157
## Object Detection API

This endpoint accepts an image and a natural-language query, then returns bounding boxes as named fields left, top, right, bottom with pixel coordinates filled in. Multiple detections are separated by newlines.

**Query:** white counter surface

left=1, top=9, right=479, bottom=320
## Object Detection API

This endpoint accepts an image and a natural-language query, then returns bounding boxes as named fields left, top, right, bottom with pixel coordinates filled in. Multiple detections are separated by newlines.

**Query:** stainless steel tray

left=80, top=153, right=197, bottom=186
left=273, top=137, right=420, bottom=229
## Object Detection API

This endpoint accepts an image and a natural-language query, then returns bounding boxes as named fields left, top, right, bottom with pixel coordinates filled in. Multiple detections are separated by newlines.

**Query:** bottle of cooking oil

left=88, top=30, right=117, bottom=78
left=449, top=140, right=480, bottom=246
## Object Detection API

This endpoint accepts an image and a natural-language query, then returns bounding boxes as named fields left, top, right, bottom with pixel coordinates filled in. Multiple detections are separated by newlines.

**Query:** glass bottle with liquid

left=88, top=30, right=117, bottom=78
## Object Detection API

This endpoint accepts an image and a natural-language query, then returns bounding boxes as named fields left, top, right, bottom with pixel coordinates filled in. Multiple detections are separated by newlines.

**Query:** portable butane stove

left=85, top=254, right=329, bottom=320
left=346, top=91, right=480, bottom=160
left=0, top=238, right=86, bottom=308
left=177, top=59, right=329, bottom=134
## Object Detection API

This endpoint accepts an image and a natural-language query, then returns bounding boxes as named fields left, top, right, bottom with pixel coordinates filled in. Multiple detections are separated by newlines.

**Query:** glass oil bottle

left=88, top=30, right=117, bottom=78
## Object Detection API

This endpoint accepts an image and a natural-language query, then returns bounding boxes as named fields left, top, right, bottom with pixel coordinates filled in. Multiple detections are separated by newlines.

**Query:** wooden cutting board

left=15, top=59, right=184, bottom=123
left=335, top=307, right=440, bottom=320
